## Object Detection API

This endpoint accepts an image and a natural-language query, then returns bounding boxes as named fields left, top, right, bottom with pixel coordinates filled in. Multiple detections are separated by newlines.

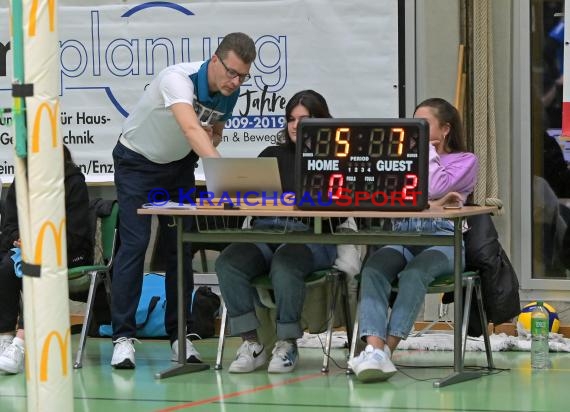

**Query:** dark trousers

left=111, top=142, right=196, bottom=342
left=0, top=249, right=92, bottom=334
left=0, top=252, right=22, bottom=332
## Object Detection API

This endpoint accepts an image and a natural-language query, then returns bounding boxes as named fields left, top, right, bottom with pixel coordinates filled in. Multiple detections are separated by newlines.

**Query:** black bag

left=189, top=286, right=221, bottom=339
left=443, top=213, right=521, bottom=336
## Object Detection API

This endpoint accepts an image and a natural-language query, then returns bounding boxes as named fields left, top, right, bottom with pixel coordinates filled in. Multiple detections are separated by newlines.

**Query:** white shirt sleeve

left=160, top=71, right=195, bottom=108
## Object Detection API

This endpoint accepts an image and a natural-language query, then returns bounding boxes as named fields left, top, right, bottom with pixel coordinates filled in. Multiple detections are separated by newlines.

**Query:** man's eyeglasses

left=216, top=54, right=251, bottom=83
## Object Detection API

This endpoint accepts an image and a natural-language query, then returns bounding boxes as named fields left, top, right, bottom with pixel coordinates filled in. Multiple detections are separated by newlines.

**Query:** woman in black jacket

left=0, top=145, right=92, bottom=374
left=215, top=90, right=338, bottom=374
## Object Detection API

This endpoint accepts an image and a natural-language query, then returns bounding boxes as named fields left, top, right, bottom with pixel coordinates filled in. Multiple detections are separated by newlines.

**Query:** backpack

left=98, top=273, right=221, bottom=338
left=189, top=286, right=221, bottom=339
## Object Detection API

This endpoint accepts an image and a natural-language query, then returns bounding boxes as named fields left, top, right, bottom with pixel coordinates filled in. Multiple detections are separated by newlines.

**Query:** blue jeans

left=111, top=142, right=197, bottom=341
left=358, top=228, right=464, bottom=341
left=215, top=231, right=337, bottom=340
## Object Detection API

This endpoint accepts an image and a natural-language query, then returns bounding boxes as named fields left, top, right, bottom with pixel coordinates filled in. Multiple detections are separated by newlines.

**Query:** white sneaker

left=268, top=340, right=298, bottom=373
left=348, top=344, right=397, bottom=382
left=171, top=338, right=202, bottom=363
left=111, top=337, right=138, bottom=369
left=0, top=338, right=25, bottom=374
left=229, top=341, right=267, bottom=373
left=0, top=335, right=14, bottom=355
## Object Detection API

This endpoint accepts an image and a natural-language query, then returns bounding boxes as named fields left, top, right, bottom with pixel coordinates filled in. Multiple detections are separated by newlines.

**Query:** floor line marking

left=155, top=372, right=324, bottom=411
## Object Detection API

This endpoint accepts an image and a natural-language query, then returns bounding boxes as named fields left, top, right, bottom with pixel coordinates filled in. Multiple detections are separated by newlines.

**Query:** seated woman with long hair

left=349, top=98, right=479, bottom=382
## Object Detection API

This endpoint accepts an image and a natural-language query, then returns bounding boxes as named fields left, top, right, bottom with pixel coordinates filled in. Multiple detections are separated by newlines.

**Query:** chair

left=215, top=268, right=352, bottom=373
left=68, top=201, right=119, bottom=369
left=348, top=270, right=494, bottom=371
left=411, top=293, right=453, bottom=337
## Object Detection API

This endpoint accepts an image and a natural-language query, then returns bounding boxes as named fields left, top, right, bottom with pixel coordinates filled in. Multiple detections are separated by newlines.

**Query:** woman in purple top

left=349, top=98, right=479, bottom=383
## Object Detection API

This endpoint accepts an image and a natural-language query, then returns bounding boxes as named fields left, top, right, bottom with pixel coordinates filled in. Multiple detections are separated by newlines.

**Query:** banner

left=1, top=0, right=401, bottom=182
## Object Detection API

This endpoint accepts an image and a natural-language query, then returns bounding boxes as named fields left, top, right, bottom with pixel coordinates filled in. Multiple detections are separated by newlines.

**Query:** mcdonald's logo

left=31, top=101, right=59, bottom=153
left=39, top=329, right=70, bottom=382
left=34, top=218, right=66, bottom=266
left=29, top=0, right=56, bottom=36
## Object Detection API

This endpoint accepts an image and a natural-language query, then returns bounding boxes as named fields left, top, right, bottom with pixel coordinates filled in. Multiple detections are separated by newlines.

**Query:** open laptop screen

left=202, top=157, right=283, bottom=198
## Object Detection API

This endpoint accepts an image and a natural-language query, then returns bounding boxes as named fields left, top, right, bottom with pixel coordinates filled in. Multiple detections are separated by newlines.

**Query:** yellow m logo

left=31, top=101, right=59, bottom=153
left=29, top=0, right=56, bottom=36
left=34, top=218, right=65, bottom=266
left=40, top=329, right=70, bottom=382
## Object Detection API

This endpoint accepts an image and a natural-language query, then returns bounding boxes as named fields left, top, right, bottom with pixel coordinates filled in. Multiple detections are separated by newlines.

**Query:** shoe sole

left=354, top=367, right=396, bottom=383
left=229, top=358, right=267, bottom=373
left=112, top=359, right=135, bottom=369
left=267, top=361, right=297, bottom=374
left=228, top=364, right=258, bottom=373
left=0, top=366, right=22, bottom=374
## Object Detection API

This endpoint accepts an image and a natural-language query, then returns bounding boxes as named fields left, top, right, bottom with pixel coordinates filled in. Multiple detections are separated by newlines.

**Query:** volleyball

left=517, top=301, right=560, bottom=333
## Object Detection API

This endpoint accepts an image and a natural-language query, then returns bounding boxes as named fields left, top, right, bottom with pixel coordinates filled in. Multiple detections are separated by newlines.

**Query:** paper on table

left=141, top=201, right=196, bottom=210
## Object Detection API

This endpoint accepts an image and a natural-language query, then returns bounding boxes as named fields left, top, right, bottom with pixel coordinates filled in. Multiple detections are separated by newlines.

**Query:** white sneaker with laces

left=0, top=335, right=14, bottom=355
left=171, top=338, right=202, bottom=363
left=348, top=344, right=397, bottom=382
left=0, top=338, right=25, bottom=374
left=111, top=337, right=138, bottom=369
left=229, top=341, right=267, bottom=373
left=268, top=340, right=298, bottom=373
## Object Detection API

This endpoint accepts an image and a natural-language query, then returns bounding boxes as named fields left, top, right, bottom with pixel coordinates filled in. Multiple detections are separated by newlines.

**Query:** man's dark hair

left=215, top=32, right=256, bottom=64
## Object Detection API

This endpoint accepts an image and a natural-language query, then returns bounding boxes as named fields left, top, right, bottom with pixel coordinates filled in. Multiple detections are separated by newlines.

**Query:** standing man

left=111, top=32, right=256, bottom=369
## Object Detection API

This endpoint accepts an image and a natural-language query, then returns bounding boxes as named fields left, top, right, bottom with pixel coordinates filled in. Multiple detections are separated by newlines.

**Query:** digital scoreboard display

left=295, top=118, right=429, bottom=211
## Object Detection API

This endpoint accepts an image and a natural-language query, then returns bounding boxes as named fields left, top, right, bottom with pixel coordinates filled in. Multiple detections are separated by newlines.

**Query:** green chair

left=69, top=201, right=119, bottom=369
left=348, top=270, right=494, bottom=370
left=215, top=268, right=352, bottom=373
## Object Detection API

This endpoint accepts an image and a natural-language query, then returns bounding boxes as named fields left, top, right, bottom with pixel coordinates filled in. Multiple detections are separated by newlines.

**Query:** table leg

left=155, top=216, right=209, bottom=379
left=434, top=217, right=482, bottom=388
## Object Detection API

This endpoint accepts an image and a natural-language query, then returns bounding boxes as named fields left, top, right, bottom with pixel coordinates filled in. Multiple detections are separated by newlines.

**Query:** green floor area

left=0, top=335, right=568, bottom=411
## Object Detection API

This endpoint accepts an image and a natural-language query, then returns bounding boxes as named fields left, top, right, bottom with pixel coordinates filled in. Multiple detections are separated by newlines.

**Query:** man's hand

left=202, top=124, right=214, bottom=139
left=202, top=124, right=222, bottom=147
left=171, top=102, right=220, bottom=158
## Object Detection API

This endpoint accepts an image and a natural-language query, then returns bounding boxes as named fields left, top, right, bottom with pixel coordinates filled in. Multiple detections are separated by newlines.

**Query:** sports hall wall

left=0, top=1, right=539, bottom=304
left=0, top=0, right=401, bottom=183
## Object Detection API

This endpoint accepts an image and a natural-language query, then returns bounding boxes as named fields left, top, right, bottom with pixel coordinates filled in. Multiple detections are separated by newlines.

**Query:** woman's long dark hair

left=414, top=97, right=466, bottom=153
left=277, top=89, right=332, bottom=145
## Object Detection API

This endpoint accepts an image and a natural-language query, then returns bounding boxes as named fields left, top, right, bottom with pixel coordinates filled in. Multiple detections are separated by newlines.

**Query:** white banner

left=1, top=0, right=401, bottom=182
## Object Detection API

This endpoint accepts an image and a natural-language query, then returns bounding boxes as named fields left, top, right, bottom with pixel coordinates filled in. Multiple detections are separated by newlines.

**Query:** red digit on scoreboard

left=402, top=173, right=418, bottom=200
left=328, top=173, right=344, bottom=199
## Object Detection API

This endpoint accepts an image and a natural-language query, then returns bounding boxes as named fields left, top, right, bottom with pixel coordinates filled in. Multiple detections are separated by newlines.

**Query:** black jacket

left=0, top=163, right=93, bottom=267
left=444, top=213, right=521, bottom=336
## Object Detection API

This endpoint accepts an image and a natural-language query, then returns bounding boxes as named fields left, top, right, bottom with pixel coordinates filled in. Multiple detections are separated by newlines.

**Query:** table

left=139, top=204, right=497, bottom=385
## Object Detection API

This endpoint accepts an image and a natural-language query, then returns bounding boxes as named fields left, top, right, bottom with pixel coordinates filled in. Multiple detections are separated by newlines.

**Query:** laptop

left=202, top=157, right=283, bottom=198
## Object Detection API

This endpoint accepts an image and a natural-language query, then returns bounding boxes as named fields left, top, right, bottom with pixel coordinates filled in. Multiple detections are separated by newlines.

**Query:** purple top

left=428, top=144, right=478, bottom=201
